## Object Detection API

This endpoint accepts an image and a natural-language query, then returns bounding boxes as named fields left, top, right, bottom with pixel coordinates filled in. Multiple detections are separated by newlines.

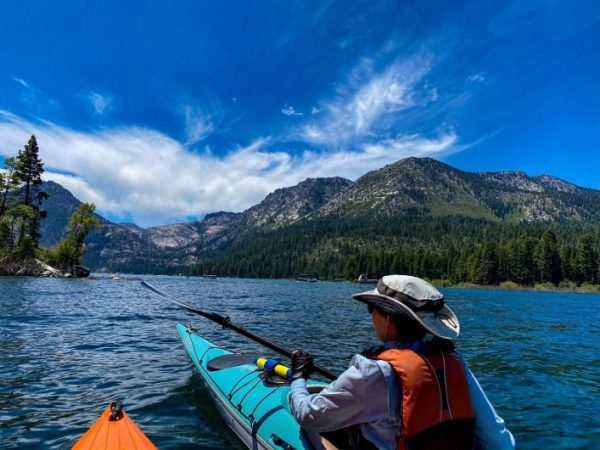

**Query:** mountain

left=317, top=157, right=599, bottom=222
left=37, top=157, right=600, bottom=274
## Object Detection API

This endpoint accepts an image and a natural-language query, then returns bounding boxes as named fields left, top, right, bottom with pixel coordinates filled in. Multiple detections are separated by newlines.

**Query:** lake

left=1, top=276, right=599, bottom=449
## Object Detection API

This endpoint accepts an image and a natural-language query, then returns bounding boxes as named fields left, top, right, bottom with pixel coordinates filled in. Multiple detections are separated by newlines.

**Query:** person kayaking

left=289, top=275, right=515, bottom=450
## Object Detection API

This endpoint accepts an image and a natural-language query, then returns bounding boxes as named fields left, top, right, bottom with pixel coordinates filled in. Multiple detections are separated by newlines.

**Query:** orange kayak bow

left=72, top=401, right=156, bottom=450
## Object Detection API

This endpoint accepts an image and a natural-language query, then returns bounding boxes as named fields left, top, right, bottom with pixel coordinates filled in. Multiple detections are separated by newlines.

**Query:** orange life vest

left=377, top=348, right=475, bottom=450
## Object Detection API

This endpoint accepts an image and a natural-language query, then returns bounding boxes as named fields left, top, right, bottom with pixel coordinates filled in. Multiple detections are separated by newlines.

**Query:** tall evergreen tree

left=515, top=235, right=537, bottom=285
left=535, top=228, right=561, bottom=285
left=478, top=241, right=499, bottom=285
left=574, top=234, right=598, bottom=284
left=14, top=135, right=48, bottom=246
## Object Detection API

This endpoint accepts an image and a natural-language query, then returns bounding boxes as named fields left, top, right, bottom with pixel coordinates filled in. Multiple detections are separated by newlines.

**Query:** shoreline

left=2, top=269, right=599, bottom=295
left=432, top=281, right=600, bottom=295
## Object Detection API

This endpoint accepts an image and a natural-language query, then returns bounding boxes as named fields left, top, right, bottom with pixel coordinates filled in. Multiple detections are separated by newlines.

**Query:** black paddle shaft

left=141, top=281, right=337, bottom=380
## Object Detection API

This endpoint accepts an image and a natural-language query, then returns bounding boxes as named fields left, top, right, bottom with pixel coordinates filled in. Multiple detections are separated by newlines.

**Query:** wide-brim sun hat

left=352, top=275, right=460, bottom=339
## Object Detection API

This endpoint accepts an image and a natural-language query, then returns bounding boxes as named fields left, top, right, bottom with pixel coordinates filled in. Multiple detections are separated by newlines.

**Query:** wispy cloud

left=181, top=97, right=224, bottom=145
left=466, top=72, right=485, bottom=83
left=427, top=86, right=438, bottom=102
left=298, top=51, right=434, bottom=145
left=291, top=131, right=460, bottom=182
left=0, top=111, right=461, bottom=226
left=281, top=105, right=303, bottom=116
left=11, top=77, right=30, bottom=88
left=10, top=76, right=60, bottom=113
left=87, top=91, right=114, bottom=116
left=183, top=105, right=215, bottom=145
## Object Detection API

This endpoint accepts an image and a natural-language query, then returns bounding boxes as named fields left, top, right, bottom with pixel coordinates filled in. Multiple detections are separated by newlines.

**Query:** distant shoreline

left=431, top=281, right=600, bottom=295
left=2, top=270, right=599, bottom=295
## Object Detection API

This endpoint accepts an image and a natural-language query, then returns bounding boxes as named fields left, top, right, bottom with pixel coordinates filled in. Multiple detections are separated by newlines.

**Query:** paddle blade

left=72, top=403, right=156, bottom=450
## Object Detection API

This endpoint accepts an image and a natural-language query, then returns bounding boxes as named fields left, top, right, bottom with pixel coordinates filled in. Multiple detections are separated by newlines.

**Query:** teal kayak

left=176, top=323, right=326, bottom=450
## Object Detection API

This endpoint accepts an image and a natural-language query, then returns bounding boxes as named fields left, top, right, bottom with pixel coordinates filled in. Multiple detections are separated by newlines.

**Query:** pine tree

left=535, top=228, right=561, bottom=285
left=16, top=136, right=44, bottom=205
left=515, top=235, right=537, bottom=285
left=574, top=234, right=598, bottom=284
left=14, top=135, right=48, bottom=247
left=560, top=245, right=575, bottom=282
left=478, top=241, right=499, bottom=285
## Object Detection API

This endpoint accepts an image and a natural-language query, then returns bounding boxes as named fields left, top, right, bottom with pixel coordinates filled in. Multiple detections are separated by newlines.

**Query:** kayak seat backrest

left=206, top=354, right=256, bottom=371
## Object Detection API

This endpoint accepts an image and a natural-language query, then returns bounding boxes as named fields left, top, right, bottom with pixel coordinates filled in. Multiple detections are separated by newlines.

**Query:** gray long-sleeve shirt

left=289, top=341, right=515, bottom=450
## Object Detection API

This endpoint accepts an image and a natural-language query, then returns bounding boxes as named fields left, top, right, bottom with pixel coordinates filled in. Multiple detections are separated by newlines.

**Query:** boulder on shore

left=73, top=265, right=91, bottom=278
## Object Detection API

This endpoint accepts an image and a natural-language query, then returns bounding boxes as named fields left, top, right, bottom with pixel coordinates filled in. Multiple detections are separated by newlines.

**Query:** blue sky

left=0, top=0, right=598, bottom=226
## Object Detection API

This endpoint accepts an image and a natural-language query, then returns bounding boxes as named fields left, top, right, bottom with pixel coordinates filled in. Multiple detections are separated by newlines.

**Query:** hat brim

left=353, top=291, right=460, bottom=340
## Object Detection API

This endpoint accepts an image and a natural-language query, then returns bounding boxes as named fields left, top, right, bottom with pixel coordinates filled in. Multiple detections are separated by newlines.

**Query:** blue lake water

left=1, top=276, right=599, bottom=449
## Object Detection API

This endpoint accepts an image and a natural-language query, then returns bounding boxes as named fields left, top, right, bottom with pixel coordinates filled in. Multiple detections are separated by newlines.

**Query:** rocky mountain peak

left=240, top=176, right=353, bottom=228
left=533, top=175, right=578, bottom=193
left=480, top=171, right=546, bottom=192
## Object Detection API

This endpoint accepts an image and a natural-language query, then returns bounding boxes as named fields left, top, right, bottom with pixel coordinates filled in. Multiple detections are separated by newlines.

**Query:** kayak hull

left=176, top=323, right=324, bottom=450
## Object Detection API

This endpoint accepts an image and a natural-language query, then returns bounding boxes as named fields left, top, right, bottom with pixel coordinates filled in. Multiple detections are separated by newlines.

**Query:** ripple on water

left=1, top=278, right=599, bottom=449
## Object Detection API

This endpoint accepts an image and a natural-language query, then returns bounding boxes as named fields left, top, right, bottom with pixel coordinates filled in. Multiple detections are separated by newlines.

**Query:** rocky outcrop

left=143, top=222, right=203, bottom=248
left=0, top=257, right=90, bottom=278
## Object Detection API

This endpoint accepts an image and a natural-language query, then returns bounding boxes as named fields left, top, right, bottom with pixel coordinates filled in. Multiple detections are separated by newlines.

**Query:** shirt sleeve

left=288, top=355, right=391, bottom=432
left=462, top=357, right=516, bottom=450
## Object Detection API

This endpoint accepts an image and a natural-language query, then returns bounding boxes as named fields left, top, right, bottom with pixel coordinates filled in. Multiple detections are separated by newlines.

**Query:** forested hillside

left=189, top=215, right=599, bottom=287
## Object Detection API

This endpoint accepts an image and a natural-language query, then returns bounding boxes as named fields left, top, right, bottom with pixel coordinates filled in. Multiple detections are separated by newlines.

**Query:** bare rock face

left=237, top=177, right=354, bottom=229
left=143, top=223, right=202, bottom=248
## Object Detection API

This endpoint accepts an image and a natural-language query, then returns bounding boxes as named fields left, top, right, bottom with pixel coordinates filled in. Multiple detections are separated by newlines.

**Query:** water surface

left=1, top=276, right=599, bottom=449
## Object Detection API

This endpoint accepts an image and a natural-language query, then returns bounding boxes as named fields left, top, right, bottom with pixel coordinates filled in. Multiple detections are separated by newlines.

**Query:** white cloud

left=299, top=51, right=433, bottom=145
left=293, top=131, right=460, bottom=181
left=466, top=72, right=485, bottom=83
left=311, top=106, right=321, bottom=114
left=0, top=111, right=460, bottom=227
left=87, top=91, right=114, bottom=116
left=281, top=105, right=303, bottom=116
left=302, top=125, right=323, bottom=141
left=11, top=77, right=30, bottom=88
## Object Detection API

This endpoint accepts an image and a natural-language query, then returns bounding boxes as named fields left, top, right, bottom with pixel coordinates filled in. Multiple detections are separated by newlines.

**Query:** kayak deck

left=177, top=323, right=325, bottom=450
left=72, top=402, right=156, bottom=450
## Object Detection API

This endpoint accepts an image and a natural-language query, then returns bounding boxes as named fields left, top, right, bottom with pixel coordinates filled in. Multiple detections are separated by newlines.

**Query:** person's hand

left=291, top=349, right=314, bottom=381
